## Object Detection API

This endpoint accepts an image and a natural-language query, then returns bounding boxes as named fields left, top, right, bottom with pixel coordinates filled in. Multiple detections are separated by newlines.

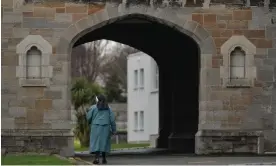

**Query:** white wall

left=127, top=52, right=159, bottom=143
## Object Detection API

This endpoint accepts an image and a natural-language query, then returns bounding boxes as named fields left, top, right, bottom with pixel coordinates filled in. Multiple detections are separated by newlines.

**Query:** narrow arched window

left=230, top=47, right=246, bottom=79
left=26, top=46, right=42, bottom=79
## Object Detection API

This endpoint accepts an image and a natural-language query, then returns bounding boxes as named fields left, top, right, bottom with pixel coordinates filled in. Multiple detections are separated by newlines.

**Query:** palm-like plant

left=71, top=78, right=104, bottom=147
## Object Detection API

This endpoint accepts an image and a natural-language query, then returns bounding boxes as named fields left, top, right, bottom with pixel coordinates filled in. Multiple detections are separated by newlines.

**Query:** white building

left=127, top=52, right=159, bottom=144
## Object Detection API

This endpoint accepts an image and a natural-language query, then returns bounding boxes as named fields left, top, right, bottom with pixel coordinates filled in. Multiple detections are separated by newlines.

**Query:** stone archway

left=57, top=5, right=215, bottom=55
left=56, top=4, right=216, bottom=154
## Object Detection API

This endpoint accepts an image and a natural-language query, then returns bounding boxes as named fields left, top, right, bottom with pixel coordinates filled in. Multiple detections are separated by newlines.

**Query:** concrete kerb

left=73, top=156, right=93, bottom=165
left=53, top=154, right=78, bottom=165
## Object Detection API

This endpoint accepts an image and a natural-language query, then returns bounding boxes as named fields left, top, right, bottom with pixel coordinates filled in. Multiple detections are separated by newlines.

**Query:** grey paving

left=79, top=155, right=276, bottom=165
left=75, top=148, right=167, bottom=157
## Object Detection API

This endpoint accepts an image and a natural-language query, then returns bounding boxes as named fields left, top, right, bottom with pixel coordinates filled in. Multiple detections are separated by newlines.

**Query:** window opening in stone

left=26, top=46, right=42, bottom=79
left=230, top=47, right=246, bottom=80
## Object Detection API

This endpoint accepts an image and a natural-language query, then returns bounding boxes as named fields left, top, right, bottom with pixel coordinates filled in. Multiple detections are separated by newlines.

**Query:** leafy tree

left=101, top=44, right=138, bottom=93
left=104, top=72, right=126, bottom=102
left=71, top=77, right=104, bottom=147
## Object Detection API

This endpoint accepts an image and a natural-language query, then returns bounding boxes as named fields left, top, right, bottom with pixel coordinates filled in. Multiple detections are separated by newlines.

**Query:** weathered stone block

left=56, top=8, right=65, bottom=13
left=52, top=100, right=68, bottom=112
left=194, top=24, right=209, bottom=41
left=2, top=0, right=13, bottom=8
left=183, top=20, right=198, bottom=33
left=75, top=18, right=93, bottom=32
left=2, top=39, right=9, bottom=49
left=2, top=134, right=74, bottom=156
left=26, top=109, right=43, bottom=124
left=199, top=100, right=223, bottom=111
left=72, top=13, right=87, bottom=22
left=2, top=26, right=13, bottom=38
left=266, top=25, right=276, bottom=40
left=213, top=110, right=229, bottom=121
left=51, top=121, right=72, bottom=129
left=44, top=110, right=68, bottom=120
left=18, top=87, right=44, bottom=98
left=256, top=48, right=268, bottom=57
left=65, top=4, right=87, bottom=13
left=257, top=66, right=274, bottom=82
left=8, top=38, right=23, bottom=50
left=203, top=14, right=216, bottom=25
left=9, top=107, right=26, bottom=118
left=35, top=1, right=65, bottom=8
left=227, top=20, right=248, bottom=29
left=41, top=66, right=53, bottom=78
left=52, top=62, right=70, bottom=85
left=2, top=66, right=16, bottom=80
left=27, top=123, right=52, bottom=130
left=217, top=13, right=232, bottom=21
left=30, top=29, right=54, bottom=38
left=192, top=13, right=203, bottom=25
left=1, top=118, right=15, bottom=129
left=268, top=48, right=276, bottom=59
left=233, top=10, right=252, bottom=20
left=55, top=13, right=73, bottom=23
left=3, top=12, right=22, bottom=23
left=33, top=7, right=55, bottom=18
left=250, top=38, right=273, bottom=48
left=2, top=52, right=18, bottom=66
left=202, top=68, right=220, bottom=86
left=44, top=91, right=62, bottom=99
left=59, top=137, right=74, bottom=157
left=62, top=24, right=78, bottom=42
left=22, top=18, right=70, bottom=28
left=35, top=99, right=52, bottom=110
left=263, top=58, right=276, bottom=66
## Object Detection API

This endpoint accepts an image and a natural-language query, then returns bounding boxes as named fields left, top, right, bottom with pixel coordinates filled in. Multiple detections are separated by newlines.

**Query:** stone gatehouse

left=2, top=0, right=276, bottom=156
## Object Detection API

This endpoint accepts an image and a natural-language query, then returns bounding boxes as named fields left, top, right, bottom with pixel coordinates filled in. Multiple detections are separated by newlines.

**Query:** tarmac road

left=79, top=155, right=276, bottom=165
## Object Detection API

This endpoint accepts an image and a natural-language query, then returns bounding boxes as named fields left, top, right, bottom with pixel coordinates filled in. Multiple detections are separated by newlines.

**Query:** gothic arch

left=55, top=4, right=217, bottom=125
left=56, top=4, right=216, bottom=57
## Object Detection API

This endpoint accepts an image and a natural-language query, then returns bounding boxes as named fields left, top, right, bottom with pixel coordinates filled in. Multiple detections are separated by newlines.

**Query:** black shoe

left=93, top=158, right=100, bottom=165
left=102, top=158, right=107, bottom=164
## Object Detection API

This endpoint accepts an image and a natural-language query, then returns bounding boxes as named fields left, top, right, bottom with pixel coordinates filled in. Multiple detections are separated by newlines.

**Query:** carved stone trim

left=16, top=35, right=53, bottom=87
left=220, top=35, right=257, bottom=88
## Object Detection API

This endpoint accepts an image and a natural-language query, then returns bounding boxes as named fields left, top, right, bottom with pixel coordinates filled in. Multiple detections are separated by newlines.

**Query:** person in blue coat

left=86, top=94, right=117, bottom=164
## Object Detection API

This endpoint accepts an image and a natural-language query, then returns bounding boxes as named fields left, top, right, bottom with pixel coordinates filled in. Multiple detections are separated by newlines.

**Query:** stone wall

left=111, top=131, right=128, bottom=144
left=109, top=103, right=128, bottom=131
left=1, top=0, right=276, bottom=156
left=193, top=7, right=276, bottom=153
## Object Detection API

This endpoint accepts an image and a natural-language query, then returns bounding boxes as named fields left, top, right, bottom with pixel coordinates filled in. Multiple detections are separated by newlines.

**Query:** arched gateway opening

left=57, top=6, right=216, bottom=153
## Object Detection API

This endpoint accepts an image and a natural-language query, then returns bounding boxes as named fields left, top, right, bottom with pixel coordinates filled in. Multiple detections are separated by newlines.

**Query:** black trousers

left=95, top=151, right=106, bottom=158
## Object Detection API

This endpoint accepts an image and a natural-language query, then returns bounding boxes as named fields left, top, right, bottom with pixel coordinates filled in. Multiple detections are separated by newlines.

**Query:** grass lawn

left=1, top=154, right=73, bottom=165
left=74, top=139, right=150, bottom=151
left=1, top=141, right=150, bottom=165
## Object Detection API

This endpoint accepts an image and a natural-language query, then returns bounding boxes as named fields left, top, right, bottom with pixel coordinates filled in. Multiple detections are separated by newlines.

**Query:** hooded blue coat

left=86, top=105, right=117, bottom=153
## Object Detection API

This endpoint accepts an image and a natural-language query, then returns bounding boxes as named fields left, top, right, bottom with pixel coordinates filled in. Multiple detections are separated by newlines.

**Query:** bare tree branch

left=71, top=40, right=111, bottom=83
left=100, top=43, right=138, bottom=91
